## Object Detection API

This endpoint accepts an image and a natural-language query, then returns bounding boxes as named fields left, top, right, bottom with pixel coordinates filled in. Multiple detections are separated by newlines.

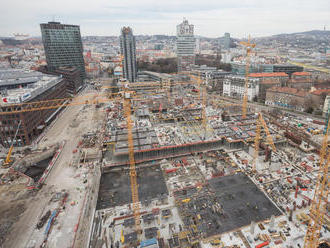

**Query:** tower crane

left=197, top=71, right=202, bottom=101
left=304, top=120, right=330, bottom=248
left=202, top=86, right=207, bottom=138
left=240, top=36, right=255, bottom=119
left=253, top=113, right=276, bottom=171
left=123, top=89, right=141, bottom=232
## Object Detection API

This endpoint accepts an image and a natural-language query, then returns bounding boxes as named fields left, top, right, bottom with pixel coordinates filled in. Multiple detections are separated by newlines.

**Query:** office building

left=0, top=69, right=67, bottom=147
left=224, top=33, right=231, bottom=50
left=176, top=18, right=195, bottom=72
left=38, top=65, right=83, bottom=95
left=120, top=27, right=137, bottom=82
left=272, top=64, right=303, bottom=77
left=40, top=21, right=86, bottom=79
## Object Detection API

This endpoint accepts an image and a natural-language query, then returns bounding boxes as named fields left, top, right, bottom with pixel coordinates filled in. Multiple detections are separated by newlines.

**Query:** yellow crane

left=253, top=113, right=276, bottom=171
left=202, top=86, right=207, bottom=136
left=304, top=120, right=330, bottom=248
left=167, top=79, right=171, bottom=104
left=240, top=36, right=256, bottom=119
left=197, top=72, right=202, bottom=101
left=3, top=120, right=21, bottom=166
left=123, top=89, right=141, bottom=232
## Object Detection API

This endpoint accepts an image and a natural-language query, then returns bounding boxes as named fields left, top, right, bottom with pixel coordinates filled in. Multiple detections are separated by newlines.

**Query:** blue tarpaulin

left=140, top=238, right=158, bottom=248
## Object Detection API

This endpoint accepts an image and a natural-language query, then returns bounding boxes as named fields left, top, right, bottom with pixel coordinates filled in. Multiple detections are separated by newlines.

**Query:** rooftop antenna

left=52, top=15, right=55, bottom=22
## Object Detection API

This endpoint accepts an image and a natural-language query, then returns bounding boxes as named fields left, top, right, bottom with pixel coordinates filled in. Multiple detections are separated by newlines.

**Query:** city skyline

left=0, top=0, right=329, bottom=38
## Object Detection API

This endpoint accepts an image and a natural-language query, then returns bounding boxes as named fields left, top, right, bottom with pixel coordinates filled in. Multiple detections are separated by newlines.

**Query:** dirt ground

left=0, top=84, right=107, bottom=248
left=0, top=184, right=29, bottom=246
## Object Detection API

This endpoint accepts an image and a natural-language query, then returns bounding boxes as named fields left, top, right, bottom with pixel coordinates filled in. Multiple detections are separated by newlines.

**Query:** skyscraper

left=120, top=27, right=137, bottom=82
left=40, top=22, right=86, bottom=79
left=224, top=33, right=231, bottom=50
left=176, top=18, right=195, bottom=72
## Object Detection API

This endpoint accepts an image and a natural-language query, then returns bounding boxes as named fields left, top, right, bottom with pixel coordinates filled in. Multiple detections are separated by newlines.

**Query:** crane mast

left=240, top=36, right=255, bottom=119
left=253, top=113, right=276, bottom=171
left=123, top=92, right=141, bottom=232
left=202, top=86, right=207, bottom=137
left=304, top=120, right=329, bottom=247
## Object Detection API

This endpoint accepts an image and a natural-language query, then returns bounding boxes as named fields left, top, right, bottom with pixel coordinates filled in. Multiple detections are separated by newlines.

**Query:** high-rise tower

left=120, top=27, right=137, bottom=82
left=224, top=32, right=231, bottom=50
left=40, top=22, right=86, bottom=79
left=176, top=18, right=195, bottom=72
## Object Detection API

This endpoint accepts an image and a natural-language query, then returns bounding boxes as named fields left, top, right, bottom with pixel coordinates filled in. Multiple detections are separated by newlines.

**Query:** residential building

left=0, top=69, right=67, bottom=147
left=120, top=26, right=137, bottom=82
left=322, top=95, right=330, bottom=117
left=190, top=65, right=230, bottom=94
left=40, top=21, right=86, bottom=79
left=287, top=72, right=313, bottom=89
left=208, top=71, right=231, bottom=94
left=265, top=87, right=309, bottom=112
left=249, top=72, right=289, bottom=102
left=223, top=75, right=260, bottom=101
left=309, top=89, right=330, bottom=110
left=176, top=18, right=195, bottom=72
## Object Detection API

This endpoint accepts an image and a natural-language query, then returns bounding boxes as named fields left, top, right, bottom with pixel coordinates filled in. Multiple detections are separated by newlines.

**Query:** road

left=3, top=85, right=104, bottom=248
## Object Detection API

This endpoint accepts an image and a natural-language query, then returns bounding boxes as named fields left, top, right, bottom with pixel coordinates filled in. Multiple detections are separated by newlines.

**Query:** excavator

left=3, top=120, right=21, bottom=167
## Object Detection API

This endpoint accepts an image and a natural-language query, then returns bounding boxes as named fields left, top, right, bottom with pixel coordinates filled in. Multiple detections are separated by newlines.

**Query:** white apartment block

left=223, top=76, right=260, bottom=101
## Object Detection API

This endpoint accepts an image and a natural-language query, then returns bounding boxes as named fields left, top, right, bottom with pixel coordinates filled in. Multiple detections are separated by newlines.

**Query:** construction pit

left=0, top=80, right=329, bottom=248
left=87, top=82, right=330, bottom=248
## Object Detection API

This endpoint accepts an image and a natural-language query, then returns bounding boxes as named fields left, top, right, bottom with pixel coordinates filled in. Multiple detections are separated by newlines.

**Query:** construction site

left=0, top=42, right=329, bottom=248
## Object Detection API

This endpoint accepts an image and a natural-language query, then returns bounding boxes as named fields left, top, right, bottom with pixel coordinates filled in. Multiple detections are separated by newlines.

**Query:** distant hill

left=257, top=30, right=330, bottom=39
left=0, top=38, right=24, bottom=46
left=280, top=30, right=330, bottom=36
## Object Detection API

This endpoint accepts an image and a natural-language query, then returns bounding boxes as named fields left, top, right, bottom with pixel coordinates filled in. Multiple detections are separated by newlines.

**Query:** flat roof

left=0, top=69, right=44, bottom=87
left=0, top=70, right=62, bottom=105
left=249, top=72, right=288, bottom=77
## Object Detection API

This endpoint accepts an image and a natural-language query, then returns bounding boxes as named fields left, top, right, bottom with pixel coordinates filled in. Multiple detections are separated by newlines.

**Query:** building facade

left=120, top=27, right=137, bottom=82
left=0, top=69, right=68, bottom=147
left=208, top=71, right=231, bottom=94
left=176, top=18, right=195, bottom=72
left=322, top=95, right=330, bottom=117
left=38, top=66, right=83, bottom=95
left=272, top=64, right=303, bottom=77
left=249, top=72, right=289, bottom=102
left=265, top=87, right=309, bottom=112
left=223, top=75, right=260, bottom=101
left=287, top=72, right=313, bottom=89
left=40, top=21, right=86, bottom=79
left=231, top=63, right=304, bottom=77
left=224, top=33, right=231, bottom=50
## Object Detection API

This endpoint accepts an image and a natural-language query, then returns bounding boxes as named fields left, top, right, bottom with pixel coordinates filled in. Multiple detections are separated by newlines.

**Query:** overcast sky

left=0, top=0, right=329, bottom=38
